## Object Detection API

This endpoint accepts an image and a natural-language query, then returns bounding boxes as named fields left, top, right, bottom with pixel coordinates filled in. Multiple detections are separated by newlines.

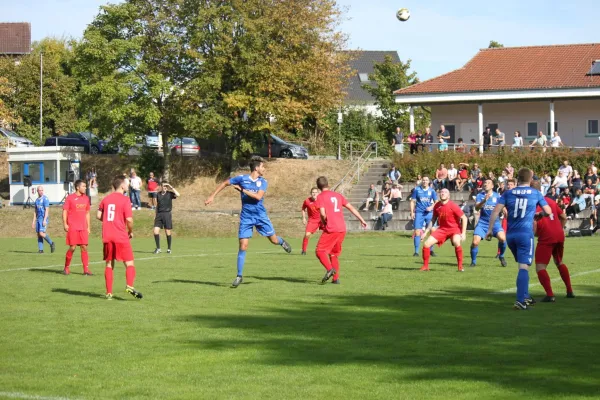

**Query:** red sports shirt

left=316, top=190, right=348, bottom=233
left=98, top=192, right=133, bottom=243
left=433, top=200, right=464, bottom=231
left=302, top=197, right=321, bottom=221
left=63, top=193, right=90, bottom=231
left=536, top=197, right=565, bottom=244
left=147, top=178, right=158, bottom=192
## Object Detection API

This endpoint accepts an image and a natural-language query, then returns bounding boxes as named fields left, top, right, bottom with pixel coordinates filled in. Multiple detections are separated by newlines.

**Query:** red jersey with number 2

left=317, top=191, right=348, bottom=233
left=536, top=197, right=565, bottom=244
left=98, top=192, right=133, bottom=243
left=302, top=197, right=321, bottom=221
left=433, top=200, right=464, bottom=231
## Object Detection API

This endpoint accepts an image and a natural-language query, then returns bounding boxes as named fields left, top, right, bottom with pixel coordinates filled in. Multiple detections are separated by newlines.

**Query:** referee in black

left=153, top=181, right=180, bottom=254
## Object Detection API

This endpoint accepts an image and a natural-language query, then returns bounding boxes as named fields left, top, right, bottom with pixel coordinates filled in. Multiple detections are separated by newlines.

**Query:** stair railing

left=332, top=141, right=378, bottom=194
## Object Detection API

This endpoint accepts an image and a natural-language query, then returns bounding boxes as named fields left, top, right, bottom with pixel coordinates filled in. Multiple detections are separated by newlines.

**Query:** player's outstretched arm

left=205, top=180, right=231, bottom=206
left=486, top=204, right=504, bottom=239
left=345, top=203, right=367, bottom=228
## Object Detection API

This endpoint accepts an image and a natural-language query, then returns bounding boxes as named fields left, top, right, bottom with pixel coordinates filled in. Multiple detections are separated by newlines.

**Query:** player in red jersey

left=420, top=188, right=467, bottom=272
left=97, top=176, right=142, bottom=300
left=531, top=180, right=574, bottom=302
left=315, top=176, right=367, bottom=284
left=301, top=187, right=321, bottom=255
left=62, top=180, right=91, bottom=275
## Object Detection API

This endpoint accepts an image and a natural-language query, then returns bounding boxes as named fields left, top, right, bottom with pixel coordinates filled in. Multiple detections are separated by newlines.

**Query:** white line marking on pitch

left=0, top=392, right=79, bottom=400
left=494, top=267, right=600, bottom=294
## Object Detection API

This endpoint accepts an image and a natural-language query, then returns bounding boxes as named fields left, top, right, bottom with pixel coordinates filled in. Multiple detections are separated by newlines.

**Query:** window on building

left=25, top=163, right=43, bottom=184
left=587, top=61, right=600, bottom=76
left=547, top=121, right=559, bottom=135
left=526, top=122, right=538, bottom=137
left=487, top=123, right=499, bottom=133
left=59, top=160, right=71, bottom=183
left=44, top=161, right=57, bottom=183
left=10, top=162, right=22, bottom=183
left=358, top=73, right=370, bottom=82
left=589, top=120, right=599, bottom=135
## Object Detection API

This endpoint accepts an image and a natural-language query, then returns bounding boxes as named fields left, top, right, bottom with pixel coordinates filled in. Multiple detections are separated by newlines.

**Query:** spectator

left=530, top=130, right=548, bottom=151
left=497, top=181, right=507, bottom=195
left=387, top=164, right=401, bottom=183
left=571, top=170, right=583, bottom=191
left=390, top=183, right=403, bottom=210
left=424, top=127, right=434, bottom=152
left=487, top=171, right=496, bottom=184
left=469, top=138, right=478, bottom=155
left=512, top=131, right=523, bottom=148
left=378, top=199, right=393, bottom=230
left=408, top=131, right=418, bottom=154
left=550, top=131, right=564, bottom=148
left=439, top=125, right=451, bottom=142
left=392, top=127, right=404, bottom=155
left=583, top=178, right=596, bottom=204
left=415, top=130, right=424, bottom=152
left=495, top=128, right=506, bottom=149
left=558, top=160, right=573, bottom=182
left=147, top=172, right=159, bottom=210
left=434, top=163, right=448, bottom=190
left=456, top=164, right=469, bottom=191
left=540, top=172, right=551, bottom=196
left=129, top=170, right=143, bottom=210
left=381, top=182, right=392, bottom=203
left=546, top=186, right=558, bottom=201
left=447, top=163, right=458, bottom=191
left=455, top=137, right=466, bottom=153
left=498, top=170, right=508, bottom=186
left=584, top=167, right=597, bottom=185
left=438, top=137, right=448, bottom=152
left=482, top=127, right=491, bottom=151
left=473, top=171, right=485, bottom=198
left=504, top=163, right=514, bottom=179
left=86, top=168, right=97, bottom=189
left=591, top=161, right=598, bottom=176
left=561, top=188, right=572, bottom=208
left=566, top=189, right=586, bottom=219
left=363, top=184, right=377, bottom=211
left=415, top=174, right=423, bottom=187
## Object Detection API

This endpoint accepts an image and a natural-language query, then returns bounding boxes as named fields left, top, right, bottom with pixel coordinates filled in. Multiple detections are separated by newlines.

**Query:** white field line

left=495, top=267, right=600, bottom=294
left=0, top=392, right=79, bottom=400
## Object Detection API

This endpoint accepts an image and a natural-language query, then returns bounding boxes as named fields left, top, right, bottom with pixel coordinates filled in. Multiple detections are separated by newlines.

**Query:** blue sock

left=430, top=245, right=434, bottom=253
left=37, top=237, right=43, bottom=251
left=470, top=246, right=478, bottom=264
left=499, top=241, right=507, bottom=257
left=414, top=235, right=421, bottom=254
left=237, top=250, right=246, bottom=277
left=44, top=235, right=53, bottom=245
left=516, top=269, right=529, bottom=303
left=277, top=236, right=284, bottom=245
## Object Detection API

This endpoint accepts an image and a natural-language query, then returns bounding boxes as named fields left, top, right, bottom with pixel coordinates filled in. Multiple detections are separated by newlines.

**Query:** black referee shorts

left=154, top=212, right=173, bottom=230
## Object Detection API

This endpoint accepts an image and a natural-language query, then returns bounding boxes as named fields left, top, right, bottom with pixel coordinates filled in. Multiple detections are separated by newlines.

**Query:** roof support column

left=478, top=103, right=484, bottom=153
left=549, top=100, right=555, bottom=137
left=409, top=105, right=415, bottom=133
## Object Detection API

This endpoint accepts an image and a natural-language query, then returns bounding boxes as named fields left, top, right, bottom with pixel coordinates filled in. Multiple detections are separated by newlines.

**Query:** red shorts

left=103, top=241, right=134, bottom=262
left=535, top=241, right=564, bottom=265
left=316, top=232, right=345, bottom=257
left=431, top=228, right=461, bottom=246
left=305, top=219, right=322, bottom=234
left=66, top=230, right=89, bottom=246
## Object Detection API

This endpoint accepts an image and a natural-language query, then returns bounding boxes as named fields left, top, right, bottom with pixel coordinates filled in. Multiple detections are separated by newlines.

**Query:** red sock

left=104, top=267, right=114, bottom=294
left=64, top=250, right=74, bottom=269
left=557, top=264, right=573, bottom=293
left=422, top=247, right=430, bottom=268
left=331, top=255, right=340, bottom=280
left=81, top=251, right=90, bottom=273
left=536, top=269, right=554, bottom=296
left=316, top=251, right=332, bottom=270
left=455, top=246, right=463, bottom=269
left=125, top=265, right=136, bottom=287
left=302, top=237, right=309, bottom=253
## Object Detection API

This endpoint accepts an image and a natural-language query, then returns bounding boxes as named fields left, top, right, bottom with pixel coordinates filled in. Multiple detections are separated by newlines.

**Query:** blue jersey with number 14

left=498, top=186, right=547, bottom=234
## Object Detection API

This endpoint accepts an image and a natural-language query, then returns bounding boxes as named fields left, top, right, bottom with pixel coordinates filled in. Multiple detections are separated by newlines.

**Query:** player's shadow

left=247, top=276, right=314, bottom=284
left=375, top=266, right=425, bottom=271
left=152, top=279, right=226, bottom=287
left=29, top=268, right=67, bottom=275
left=51, top=288, right=122, bottom=300
left=10, top=250, right=42, bottom=254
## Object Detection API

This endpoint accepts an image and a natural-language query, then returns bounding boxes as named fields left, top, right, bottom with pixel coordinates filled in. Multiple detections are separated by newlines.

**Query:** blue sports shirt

left=229, top=174, right=268, bottom=216
left=411, top=186, right=437, bottom=214
left=35, top=195, right=49, bottom=220
left=499, top=186, right=547, bottom=234
left=476, top=191, right=502, bottom=225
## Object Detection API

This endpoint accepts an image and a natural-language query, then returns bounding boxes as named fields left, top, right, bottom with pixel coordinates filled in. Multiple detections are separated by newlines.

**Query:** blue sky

left=2, top=0, right=599, bottom=81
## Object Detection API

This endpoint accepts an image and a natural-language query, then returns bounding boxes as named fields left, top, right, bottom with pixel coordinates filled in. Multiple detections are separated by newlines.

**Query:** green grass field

left=1, top=234, right=600, bottom=400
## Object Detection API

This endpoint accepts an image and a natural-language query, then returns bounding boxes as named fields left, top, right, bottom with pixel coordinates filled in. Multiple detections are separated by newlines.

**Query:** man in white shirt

left=550, top=131, right=563, bottom=148
left=530, top=130, right=547, bottom=151
left=378, top=199, right=394, bottom=230
left=558, top=160, right=573, bottom=181
left=447, top=163, right=458, bottom=191
left=129, top=171, right=143, bottom=210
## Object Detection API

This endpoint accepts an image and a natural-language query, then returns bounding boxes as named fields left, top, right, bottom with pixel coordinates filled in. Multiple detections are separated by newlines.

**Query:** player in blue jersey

left=31, top=186, right=55, bottom=254
left=487, top=168, right=552, bottom=310
left=205, top=156, right=292, bottom=288
left=470, top=179, right=507, bottom=267
left=410, top=177, right=437, bottom=257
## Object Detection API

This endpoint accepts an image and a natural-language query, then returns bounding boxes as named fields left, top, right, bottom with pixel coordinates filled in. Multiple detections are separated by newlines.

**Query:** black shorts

left=148, top=192, right=157, bottom=199
left=154, top=212, right=173, bottom=230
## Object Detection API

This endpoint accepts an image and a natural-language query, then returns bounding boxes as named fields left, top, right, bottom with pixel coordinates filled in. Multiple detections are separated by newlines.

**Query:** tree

left=361, top=55, right=429, bottom=138
left=488, top=40, right=504, bottom=48
left=0, top=77, right=20, bottom=127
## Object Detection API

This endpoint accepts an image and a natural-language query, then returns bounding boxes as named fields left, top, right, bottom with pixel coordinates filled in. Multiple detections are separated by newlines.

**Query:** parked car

left=170, top=137, right=201, bottom=157
left=44, top=132, right=115, bottom=154
left=0, top=128, right=34, bottom=148
left=257, top=134, right=309, bottom=159
left=143, top=132, right=162, bottom=150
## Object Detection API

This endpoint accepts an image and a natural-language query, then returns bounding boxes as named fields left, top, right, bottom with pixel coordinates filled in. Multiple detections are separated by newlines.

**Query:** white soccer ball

left=396, top=8, right=410, bottom=22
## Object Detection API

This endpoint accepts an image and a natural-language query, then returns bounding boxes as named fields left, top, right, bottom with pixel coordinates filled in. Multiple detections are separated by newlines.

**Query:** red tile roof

left=0, top=23, right=31, bottom=55
left=395, top=43, right=600, bottom=95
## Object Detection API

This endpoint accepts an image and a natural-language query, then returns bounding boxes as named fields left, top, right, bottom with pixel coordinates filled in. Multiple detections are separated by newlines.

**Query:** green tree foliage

left=488, top=40, right=504, bottom=48
left=0, top=77, right=19, bottom=127
left=0, top=38, right=79, bottom=144
left=361, top=55, right=429, bottom=140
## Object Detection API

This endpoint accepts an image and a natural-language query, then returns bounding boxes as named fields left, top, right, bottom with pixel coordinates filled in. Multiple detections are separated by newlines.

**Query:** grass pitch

left=1, top=234, right=600, bottom=400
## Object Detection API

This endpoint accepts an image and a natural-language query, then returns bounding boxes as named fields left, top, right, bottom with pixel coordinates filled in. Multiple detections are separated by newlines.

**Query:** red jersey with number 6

left=535, top=197, right=565, bottom=244
left=98, top=193, right=133, bottom=243
left=316, top=190, right=348, bottom=233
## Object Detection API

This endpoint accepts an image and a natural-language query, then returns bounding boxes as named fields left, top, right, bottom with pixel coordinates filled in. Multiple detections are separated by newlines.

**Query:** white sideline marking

left=495, top=267, right=600, bottom=294
left=0, top=392, right=78, bottom=400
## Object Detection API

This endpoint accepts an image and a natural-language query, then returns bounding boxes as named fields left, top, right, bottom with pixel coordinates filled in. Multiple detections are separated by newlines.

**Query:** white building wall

left=431, top=99, right=600, bottom=147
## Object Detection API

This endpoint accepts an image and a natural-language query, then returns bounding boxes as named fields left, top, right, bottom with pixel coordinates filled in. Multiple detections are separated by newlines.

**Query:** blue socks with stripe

left=44, top=235, right=53, bottom=245
left=516, top=269, right=529, bottom=303
left=470, top=245, right=478, bottom=264
left=37, top=237, right=43, bottom=251
left=277, top=236, right=284, bottom=245
left=237, top=250, right=246, bottom=277
left=498, top=241, right=506, bottom=257
left=414, top=235, right=421, bottom=254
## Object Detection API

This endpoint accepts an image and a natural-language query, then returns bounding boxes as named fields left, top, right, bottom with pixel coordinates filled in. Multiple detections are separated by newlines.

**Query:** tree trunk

left=161, top=123, right=171, bottom=182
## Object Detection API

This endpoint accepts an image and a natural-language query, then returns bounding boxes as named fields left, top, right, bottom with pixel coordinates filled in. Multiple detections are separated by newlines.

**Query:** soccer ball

left=396, top=8, right=410, bottom=22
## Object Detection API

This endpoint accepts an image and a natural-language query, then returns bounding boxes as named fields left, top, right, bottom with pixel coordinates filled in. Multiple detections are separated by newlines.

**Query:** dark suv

left=44, top=132, right=116, bottom=154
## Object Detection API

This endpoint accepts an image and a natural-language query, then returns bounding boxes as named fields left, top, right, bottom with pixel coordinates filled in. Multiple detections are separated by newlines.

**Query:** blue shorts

left=239, top=214, right=276, bottom=239
left=414, top=212, right=432, bottom=231
left=36, top=219, right=48, bottom=233
left=507, top=233, right=535, bottom=265
left=474, top=221, right=503, bottom=239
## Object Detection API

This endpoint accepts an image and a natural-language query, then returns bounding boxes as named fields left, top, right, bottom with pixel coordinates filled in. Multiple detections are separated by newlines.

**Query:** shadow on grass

left=181, top=288, right=600, bottom=397
left=9, top=250, right=42, bottom=254
left=29, top=268, right=67, bottom=275
left=51, top=288, right=115, bottom=299
left=246, top=276, right=314, bottom=284
left=152, top=279, right=226, bottom=287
